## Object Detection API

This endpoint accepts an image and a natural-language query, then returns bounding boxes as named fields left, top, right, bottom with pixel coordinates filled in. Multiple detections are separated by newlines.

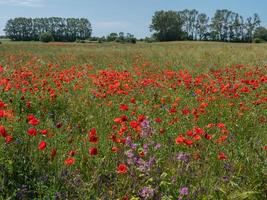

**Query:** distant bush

left=97, top=37, right=106, bottom=43
left=105, top=32, right=136, bottom=44
left=39, top=32, right=54, bottom=43
left=0, top=41, right=2, bottom=45
left=76, top=40, right=86, bottom=43
left=130, top=38, right=137, bottom=44
left=89, top=37, right=99, bottom=41
left=253, top=38, right=265, bottom=43
left=125, top=37, right=136, bottom=44
left=115, top=37, right=124, bottom=43
left=144, top=37, right=155, bottom=43
left=107, top=33, right=118, bottom=42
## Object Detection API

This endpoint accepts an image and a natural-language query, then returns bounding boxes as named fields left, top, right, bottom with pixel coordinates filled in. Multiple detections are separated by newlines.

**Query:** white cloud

left=0, top=0, right=45, bottom=7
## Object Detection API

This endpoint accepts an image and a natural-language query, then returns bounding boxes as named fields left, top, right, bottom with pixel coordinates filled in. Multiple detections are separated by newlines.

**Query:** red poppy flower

left=114, top=117, right=122, bottom=123
left=5, top=135, right=13, bottom=144
left=120, top=104, right=129, bottom=111
left=169, top=107, right=177, bottom=113
left=194, top=135, right=201, bottom=140
left=218, top=152, right=227, bottom=160
left=27, top=128, right=37, bottom=136
left=217, top=123, right=225, bottom=129
left=205, top=134, right=212, bottom=140
left=0, top=110, right=5, bottom=118
left=0, top=101, right=6, bottom=108
left=89, top=135, right=98, bottom=143
left=216, top=135, right=228, bottom=144
left=184, top=139, right=193, bottom=146
left=117, top=163, right=128, bottom=174
left=38, top=141, right=47, bottom=150
left=89, top=128, right=96, bottom=136
left=186, top=130, right=193, bottom=136
left=89, top=147, right=98, bottom=156
left=139, top=150, right=145, bottom=157
left=154, top=118, right=162, bottom=123
left=0, top=125, right=7, bottom=137
left=130, top=120, right=139, bottom=128
left=182, top=108, right=190, bottom=115
left=130, top=98, right=136, bottom=104
left=123, top=196, right=129, bottom=200
left=175, top=135, right=184, bottom=144
left=40, top=129, right=48, bottom=135
left=111, top=146, right=119, bottom=153
left=138, top=115, right=145, bottom=122
left=51, top=148, right=57, bottom=158
left=194, top=127, right=204, bottom=135
left=27, top=115, right=40, bottom=126
left=65, top=157, right=75, bottom=166
left=121, top=115, right=128, bottom=122
left=88, top=128, right=98, bottom=143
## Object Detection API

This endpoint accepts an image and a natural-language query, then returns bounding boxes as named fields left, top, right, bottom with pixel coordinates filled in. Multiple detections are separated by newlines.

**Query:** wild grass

left=0, top=41, right=266, bottom=200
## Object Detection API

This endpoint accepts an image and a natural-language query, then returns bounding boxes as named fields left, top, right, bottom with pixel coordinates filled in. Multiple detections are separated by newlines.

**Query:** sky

left=0, top=0, right=267, bottom=38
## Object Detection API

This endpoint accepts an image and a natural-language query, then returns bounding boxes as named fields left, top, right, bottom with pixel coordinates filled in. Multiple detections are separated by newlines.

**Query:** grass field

left=0, top=41, right=266, bottom=199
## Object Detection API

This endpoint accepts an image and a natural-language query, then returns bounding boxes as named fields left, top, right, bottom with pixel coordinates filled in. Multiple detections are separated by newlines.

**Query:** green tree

left=106, top=33, right=118, bottom=41
left=210, top=9, right=232, bottom=41
left=196, top=13, right=209, bottom=40
left=39, top=32, right=54, bottom=42
left=245, top=14, right=261, bottom=42
left=4, top=17, right=92, bottom=42
left=150, top=10, right=185, bottom=41
left=253, top=26, right=267, bottom=41
left=179, top=9, right=199, bottom=40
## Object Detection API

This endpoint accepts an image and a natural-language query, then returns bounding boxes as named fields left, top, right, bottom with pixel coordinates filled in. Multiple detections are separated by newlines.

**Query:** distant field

left=0, top=41, right=266, bottom=199
left=1, top=41, right=267, bottom=68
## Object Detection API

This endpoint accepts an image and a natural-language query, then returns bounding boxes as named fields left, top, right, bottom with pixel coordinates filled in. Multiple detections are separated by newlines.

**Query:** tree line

left=4, top=17, right=92, bottom=42
left=89, top=32, right=137, bottom=43
left=150, top=9, right=262, bottom=42
left=3, top=10, right=266, bottom=43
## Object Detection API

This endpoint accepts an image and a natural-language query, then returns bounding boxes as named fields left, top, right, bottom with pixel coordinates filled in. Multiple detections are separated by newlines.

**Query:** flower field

left=0, top=41, right=266, bottom=199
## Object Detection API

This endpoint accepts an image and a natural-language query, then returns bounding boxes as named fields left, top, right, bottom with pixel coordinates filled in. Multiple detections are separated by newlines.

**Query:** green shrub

left=39, top=32, right=54, bottom=43
left=144, top=37, right=154, bottom=43
left=76, top=40, right=86, bottom=43
left=253, top=38, right=265, bottom=43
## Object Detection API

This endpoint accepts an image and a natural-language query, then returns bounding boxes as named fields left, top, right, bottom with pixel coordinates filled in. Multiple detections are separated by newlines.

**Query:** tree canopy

left=150, top=9, right=262, bottom=42
left=150, top=11, right=185, bottom=41
left=253, top=26, right=267, bottom=41
left=4, top=17, right=92, bottom=42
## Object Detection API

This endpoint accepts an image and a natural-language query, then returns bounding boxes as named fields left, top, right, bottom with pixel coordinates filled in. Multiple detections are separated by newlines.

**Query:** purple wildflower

left=139, top=186, right=155, bottom=199
left=140, top=119, right=153, bottom=138
left=154, top=143, right=161, bottom=150
left=176, top=152, right=190, bottom=163
left=125, top=150, right=134, bottom=158
left=180, top=187, right=189, bottom=195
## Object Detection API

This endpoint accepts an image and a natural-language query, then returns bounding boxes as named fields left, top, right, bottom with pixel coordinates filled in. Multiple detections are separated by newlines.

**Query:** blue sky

left=0, top=0, right=267, bottom=38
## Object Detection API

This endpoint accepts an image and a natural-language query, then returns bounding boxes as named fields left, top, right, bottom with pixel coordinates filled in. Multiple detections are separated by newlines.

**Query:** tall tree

left=150, top=10, right=185, bottom=41
left=196, top=13, right=209, bottom=40
left=245, top=14, right=261, bottom=42
left=254, top=26, right=267, bottom=41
